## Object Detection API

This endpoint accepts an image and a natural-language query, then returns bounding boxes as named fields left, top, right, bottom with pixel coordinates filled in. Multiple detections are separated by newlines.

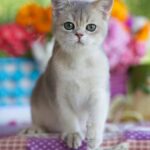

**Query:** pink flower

left=129, top=39, right=146, bottom=57
left=103, top=18, right=131, bottom=70
left=0, top=24, right=34, bottom=56
left=103, top=18, right=147, bottom=71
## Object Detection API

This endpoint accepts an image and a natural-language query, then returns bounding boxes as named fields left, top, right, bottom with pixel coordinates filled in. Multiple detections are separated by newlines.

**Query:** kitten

left=31, top=0, right=113, bottom=149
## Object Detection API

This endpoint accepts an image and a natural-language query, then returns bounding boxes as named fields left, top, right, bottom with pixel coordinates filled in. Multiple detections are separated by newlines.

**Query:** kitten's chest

left=56, top=59, right=99, bottom=84
left=60, top=71, right=92, bottom=112
left=52, top=53, right=108, bottom=111
left=55, top=60, right=101, bottom=106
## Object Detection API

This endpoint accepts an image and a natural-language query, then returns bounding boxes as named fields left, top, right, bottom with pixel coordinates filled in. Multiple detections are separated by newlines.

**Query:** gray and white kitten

left=31, top=0, right=113, bottom=149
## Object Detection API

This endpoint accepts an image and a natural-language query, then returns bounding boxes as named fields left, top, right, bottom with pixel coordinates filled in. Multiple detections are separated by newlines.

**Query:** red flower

left=0, top=24, right=34, bottom=56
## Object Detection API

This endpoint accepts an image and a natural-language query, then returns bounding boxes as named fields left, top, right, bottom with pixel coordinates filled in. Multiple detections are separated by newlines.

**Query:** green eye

left=86, top=24, right=97, bottom=32
left=64, top=22, right=75, bottom=30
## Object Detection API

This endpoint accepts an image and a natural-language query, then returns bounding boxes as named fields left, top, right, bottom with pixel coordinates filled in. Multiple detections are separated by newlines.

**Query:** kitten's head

left=52, top=0, right=113, bottom=53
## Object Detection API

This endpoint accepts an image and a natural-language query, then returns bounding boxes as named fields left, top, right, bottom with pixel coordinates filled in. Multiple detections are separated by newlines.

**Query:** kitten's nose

left=75, top=33, right=83, bottom=38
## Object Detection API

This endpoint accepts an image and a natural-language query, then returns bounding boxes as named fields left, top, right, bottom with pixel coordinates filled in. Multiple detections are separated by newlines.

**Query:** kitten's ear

left=93, top=0, right=113, bottom=14
left=51, top=0, right=68, bottom=16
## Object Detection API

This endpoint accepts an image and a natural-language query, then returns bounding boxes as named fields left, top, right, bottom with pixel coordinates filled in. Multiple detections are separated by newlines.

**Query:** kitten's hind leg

left=19, top=126, right=48, bottom=137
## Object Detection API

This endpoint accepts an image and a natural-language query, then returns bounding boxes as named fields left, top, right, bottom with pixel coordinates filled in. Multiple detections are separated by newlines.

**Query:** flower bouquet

left=0, top=3, right=53, bottom=125
left=0, top=3, right=53, bottom=57
left=104, top=0, right=150, bottom=97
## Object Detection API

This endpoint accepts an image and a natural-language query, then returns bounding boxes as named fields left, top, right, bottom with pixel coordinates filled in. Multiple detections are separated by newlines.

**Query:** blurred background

left=0, top=0, right=150, bottom=136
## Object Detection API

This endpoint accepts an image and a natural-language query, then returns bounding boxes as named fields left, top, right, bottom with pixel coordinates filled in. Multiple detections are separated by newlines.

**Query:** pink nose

left=75, top=33, right=83, bottom=38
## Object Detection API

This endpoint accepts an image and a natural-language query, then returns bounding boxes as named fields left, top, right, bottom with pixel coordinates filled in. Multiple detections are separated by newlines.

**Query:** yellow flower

left=134, top=23, right=150, bottom=41
left=112, top=0, right=129, bottom=22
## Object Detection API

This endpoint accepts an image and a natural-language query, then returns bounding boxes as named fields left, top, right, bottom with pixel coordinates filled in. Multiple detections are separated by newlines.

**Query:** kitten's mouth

left=76, top=40, right=84, bottom=45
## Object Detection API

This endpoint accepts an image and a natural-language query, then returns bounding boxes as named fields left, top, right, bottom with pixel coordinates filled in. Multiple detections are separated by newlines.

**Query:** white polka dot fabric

left=0, top=58, right=40, bottom=107
left=28, top=138, right=87, bottom=150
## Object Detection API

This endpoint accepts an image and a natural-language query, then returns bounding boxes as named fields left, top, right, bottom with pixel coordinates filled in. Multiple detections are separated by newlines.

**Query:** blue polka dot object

left=0, top=58, right=41, bottom=107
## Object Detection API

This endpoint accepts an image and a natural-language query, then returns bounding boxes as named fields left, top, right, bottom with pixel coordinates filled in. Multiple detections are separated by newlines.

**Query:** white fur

left=49, top=44, right=110, bottom=149
left=31, top=0, right=113, bottom=149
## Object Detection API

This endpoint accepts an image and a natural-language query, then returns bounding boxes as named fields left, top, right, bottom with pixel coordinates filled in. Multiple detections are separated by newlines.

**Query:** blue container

left=0, top=58, right=41, bottom=107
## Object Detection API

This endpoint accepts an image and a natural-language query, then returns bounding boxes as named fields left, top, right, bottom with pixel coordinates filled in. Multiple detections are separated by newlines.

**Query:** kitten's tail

left=31, top=38, right=55, bottom=72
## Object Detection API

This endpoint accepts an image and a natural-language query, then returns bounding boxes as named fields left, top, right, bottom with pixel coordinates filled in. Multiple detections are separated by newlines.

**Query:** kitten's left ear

left=51, top=0, right=67, bottom=10
left=93, top=0, right=114, bottom=14
left=51, top=0, right=69, bottom=17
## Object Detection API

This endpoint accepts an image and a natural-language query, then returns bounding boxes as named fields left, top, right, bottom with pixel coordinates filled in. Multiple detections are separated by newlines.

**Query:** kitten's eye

left=64, top=22, right=75, bottom=30
left=86, top=24, right=97, bottom=32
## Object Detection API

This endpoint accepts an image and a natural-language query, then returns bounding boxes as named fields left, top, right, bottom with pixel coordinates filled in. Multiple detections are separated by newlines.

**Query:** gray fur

left=31, top=0, right=113, bottom=149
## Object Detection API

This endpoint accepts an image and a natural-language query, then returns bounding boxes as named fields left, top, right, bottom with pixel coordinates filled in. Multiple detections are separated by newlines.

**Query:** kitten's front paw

left=86, top=126, right=103, bottom=150
left=87, top=147, right=102, bottom=150
left=87, top=138, right=102, bottom=150
left=61, top=132, right=83, bottom=149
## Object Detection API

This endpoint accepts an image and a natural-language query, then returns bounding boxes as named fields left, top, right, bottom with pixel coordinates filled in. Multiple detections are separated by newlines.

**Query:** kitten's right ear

left=51, top=0, right=68, bottom=16
left=92, top=0, right=114, bottom=15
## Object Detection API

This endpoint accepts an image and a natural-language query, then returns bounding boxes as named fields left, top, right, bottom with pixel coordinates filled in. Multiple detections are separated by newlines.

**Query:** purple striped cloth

left=110, top=70, right=128, bottom=98
left=27, top=138, right=87, bottom=150
left=124, top=126, right=150, bottom=140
